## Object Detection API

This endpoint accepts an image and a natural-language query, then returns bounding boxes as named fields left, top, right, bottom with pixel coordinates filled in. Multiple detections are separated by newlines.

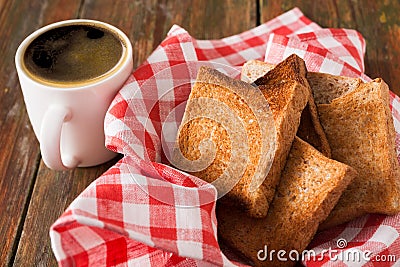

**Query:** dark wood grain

left=81, top=0, right=257, bottom=68
left=9, top=0, right=257, bottom=266
left=261, top=0, right=400, bottom=95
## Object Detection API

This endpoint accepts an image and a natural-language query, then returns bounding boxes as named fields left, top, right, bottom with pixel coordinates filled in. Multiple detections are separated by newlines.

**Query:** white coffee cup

left=15, top=19, right=133, bottom=170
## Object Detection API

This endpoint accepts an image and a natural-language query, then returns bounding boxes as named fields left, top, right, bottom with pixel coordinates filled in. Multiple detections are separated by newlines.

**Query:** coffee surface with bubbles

left=24, top=24, right=123, bottom=84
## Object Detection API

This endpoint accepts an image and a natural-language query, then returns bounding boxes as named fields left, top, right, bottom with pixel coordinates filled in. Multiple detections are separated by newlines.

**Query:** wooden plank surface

left=1, top=0, right=399, bottom=266
left=8, top=0, right=257, bottom=266
left=0, top=0, right=82, bottom=266
left=261, top=0, right=400, bottom=95
left=12, top=159, right=120, bottom=266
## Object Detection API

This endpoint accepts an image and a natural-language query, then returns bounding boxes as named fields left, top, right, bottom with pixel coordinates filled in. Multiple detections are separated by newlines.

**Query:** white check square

left=123, top=202, right=151, bottom=227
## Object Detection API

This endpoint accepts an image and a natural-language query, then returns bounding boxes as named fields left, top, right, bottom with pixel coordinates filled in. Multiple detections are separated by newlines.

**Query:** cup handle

left=40, top=105, right=80, bottom=170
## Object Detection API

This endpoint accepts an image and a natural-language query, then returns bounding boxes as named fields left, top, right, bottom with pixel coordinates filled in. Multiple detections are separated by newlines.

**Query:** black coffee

left=24, top=24, right=123, bottom=84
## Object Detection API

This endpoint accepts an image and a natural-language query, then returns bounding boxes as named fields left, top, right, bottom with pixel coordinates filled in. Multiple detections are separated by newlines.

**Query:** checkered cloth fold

left=50, top=7, right=400, bottom=266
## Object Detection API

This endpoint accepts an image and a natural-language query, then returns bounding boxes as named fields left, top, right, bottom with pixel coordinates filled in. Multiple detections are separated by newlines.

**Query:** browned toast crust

left=315, top=78, right=400, bottom=229
left=175, top=66, right=277, bottom=218
left=175, top=55, right=309, bottom=218
left=217, top=137, right=356, bottom=267
left=242, top=59, right=331, bottom=157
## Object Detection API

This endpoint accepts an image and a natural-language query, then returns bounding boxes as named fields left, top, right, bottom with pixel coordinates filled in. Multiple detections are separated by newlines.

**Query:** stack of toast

left=173, top=54, right=400, bottom=266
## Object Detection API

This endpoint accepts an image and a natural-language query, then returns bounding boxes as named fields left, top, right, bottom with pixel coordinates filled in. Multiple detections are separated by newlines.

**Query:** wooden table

left=1, top=1, right=399, bottom=266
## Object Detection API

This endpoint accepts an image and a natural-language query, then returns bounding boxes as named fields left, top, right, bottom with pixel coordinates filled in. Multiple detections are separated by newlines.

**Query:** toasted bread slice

left=244, top=55, right=310, bottom=217
left=174, top=56, right=309, bottom=218
left=246, top=62, right=400, bottom=227
left=217, top=137, right=356, bottom=267
left=242, top=59, right=331, bottom=157
left=311, top=76, right=400, bottom=229
left=174, top=66, right=277, bottom=218
left=306, top=72, right=361, bottom=105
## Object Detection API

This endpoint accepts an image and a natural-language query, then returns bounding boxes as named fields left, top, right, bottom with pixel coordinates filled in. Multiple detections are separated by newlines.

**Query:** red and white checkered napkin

left=50, top=7, right=400, bottom=266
